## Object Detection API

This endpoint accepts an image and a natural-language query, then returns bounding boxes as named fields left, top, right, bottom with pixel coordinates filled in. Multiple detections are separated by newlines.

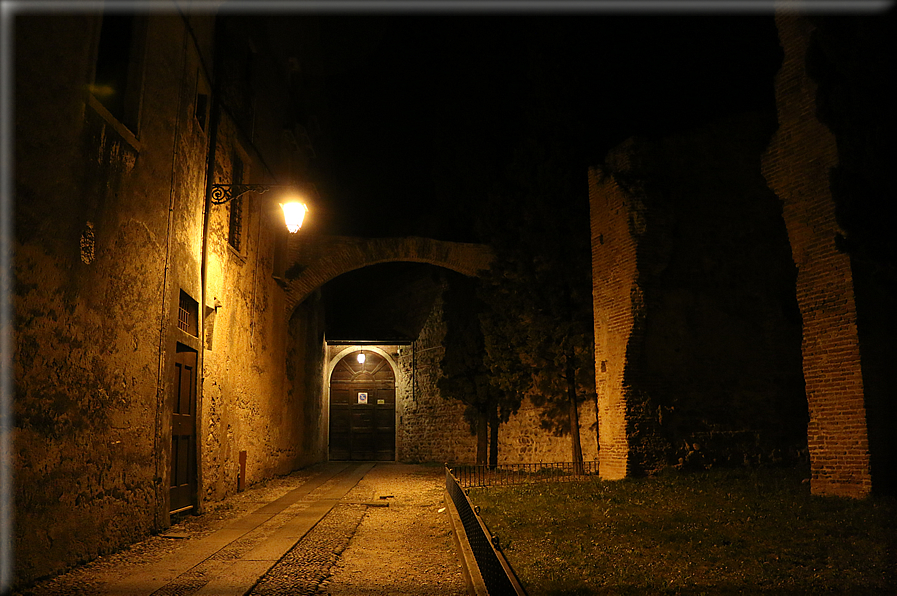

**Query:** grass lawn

left=469, top=465, right=896, bottom=595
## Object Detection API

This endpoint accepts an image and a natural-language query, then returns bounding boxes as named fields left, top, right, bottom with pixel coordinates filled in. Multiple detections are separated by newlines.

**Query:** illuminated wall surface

left=760, top=13, right=893, bottom=498
left=13, top=10, right=325, bottom=585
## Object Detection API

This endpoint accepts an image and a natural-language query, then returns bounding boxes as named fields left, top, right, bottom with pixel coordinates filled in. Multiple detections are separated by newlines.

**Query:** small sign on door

left=357, top=392, right=368, bottom=405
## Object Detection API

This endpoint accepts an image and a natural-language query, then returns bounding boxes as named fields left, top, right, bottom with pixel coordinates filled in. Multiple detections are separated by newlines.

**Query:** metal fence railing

left=449, top=461, right=599, bottom=489
left=445, top=466, right=527, bottom=596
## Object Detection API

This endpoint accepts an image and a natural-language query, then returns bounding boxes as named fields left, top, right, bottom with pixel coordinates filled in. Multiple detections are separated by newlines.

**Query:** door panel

left=329, top=388, right=351, bottom=460
left=170, top=348, right=197, bottom=512
left=329, top=351, right=396, bottom=461
left=350, top=399, right=375, bottom=460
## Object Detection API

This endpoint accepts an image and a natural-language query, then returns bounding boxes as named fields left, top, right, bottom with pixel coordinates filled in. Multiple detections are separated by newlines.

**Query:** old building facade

left=13, top=7, right=327, bottom=585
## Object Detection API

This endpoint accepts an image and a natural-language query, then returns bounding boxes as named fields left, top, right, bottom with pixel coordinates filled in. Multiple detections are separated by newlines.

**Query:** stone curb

left=443, top=489, right=488, bottom=596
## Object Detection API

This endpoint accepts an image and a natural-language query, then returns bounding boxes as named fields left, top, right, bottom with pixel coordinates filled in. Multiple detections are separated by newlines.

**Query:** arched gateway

left=328, top=349, right=398, bottom=461
left=281, top=235, right=493, bottom=463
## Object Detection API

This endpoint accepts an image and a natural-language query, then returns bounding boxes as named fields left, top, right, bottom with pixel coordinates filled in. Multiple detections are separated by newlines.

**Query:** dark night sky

left=306, top=13, right=783, bottom=241
left=293, top=12, right=783, bottom=339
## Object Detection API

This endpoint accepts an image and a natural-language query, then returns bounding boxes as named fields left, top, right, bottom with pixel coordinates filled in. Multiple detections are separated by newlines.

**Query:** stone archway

left=281, top=235, right=493, bottom=315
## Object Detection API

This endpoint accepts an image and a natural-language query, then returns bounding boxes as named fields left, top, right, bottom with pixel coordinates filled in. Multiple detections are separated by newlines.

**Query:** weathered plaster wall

left=761, top=13, right=873, bottom=497
left=14, top=12, right=212, bottom=584
left=286, top=292, right=328, bottom=470
left=199, top=16, right=325, bottom=502
left=13, top=12, right=326, bottom=587
left=591, top=113, right=807, bottom=478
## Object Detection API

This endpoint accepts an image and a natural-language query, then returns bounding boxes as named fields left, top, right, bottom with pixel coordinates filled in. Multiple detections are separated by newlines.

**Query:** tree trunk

left=476, top=409, right=488, bottom=466
left=567, top=355, right=584, bottom=474
left=488, top=402, right=499, bottom=469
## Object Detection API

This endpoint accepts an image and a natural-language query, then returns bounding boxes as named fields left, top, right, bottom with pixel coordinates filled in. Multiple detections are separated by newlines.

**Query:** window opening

left=93, top=14, right=134, bottom=121
left=178, top=290, right=199, bottom=336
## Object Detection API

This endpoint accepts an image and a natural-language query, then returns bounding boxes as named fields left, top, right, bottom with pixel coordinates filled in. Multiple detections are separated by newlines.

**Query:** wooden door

left=170, top=348, right=197, bottom=513
left=329, top=351, right=395, bottom=461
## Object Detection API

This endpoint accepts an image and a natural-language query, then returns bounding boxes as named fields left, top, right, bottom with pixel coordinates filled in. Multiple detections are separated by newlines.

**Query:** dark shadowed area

left=308, top=14, right=783, bottom=337
left=312, top=14, right=781, bottom=240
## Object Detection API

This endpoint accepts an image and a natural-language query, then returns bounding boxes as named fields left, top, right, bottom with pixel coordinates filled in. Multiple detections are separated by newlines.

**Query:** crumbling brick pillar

left=588, top=162, right=643, bottom=480
left=761, top=12, right=872, bottom=497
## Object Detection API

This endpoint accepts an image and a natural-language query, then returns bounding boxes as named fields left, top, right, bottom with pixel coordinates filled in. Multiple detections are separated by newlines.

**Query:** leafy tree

left=432, top=27, right=597, bottom=468
left=476, top=131, right=597, bottom=470
left=438, top=274, right=521, bottom=466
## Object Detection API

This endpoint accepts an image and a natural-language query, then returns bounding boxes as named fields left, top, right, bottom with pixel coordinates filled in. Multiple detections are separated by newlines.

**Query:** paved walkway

left=16, top=463, right=468, bottom=596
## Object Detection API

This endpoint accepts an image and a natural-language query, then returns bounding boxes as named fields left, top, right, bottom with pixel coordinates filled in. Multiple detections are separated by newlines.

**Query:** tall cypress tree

left=438, top=274, right=521, bottom=466
left=476, top=131, right=597, bottom=468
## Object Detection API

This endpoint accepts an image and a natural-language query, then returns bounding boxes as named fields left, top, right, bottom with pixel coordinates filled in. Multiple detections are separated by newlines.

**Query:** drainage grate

left=445, top=467, right=526, bottom=596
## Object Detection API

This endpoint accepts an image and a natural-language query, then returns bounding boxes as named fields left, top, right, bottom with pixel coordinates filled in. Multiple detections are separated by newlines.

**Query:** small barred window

left=178, top=290, right=198, bottom=336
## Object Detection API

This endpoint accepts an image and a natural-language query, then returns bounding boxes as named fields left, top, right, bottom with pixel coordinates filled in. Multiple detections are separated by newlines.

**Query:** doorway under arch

left=329, top=349, right=396, bottom=461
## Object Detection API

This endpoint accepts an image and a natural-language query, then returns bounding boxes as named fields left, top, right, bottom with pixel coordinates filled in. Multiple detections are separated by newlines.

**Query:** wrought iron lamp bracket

left=211, top=184, right=289, bottom=205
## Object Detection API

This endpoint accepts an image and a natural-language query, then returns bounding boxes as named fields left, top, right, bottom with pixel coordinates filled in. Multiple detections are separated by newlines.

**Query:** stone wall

left=395, top=282, right=600, bottom=466
left=760, top=13, right=874, bottom=497
left=396, top=290, right=477, bottom=464
left=591, top=112, right=807, bottom=478
left=323, top=277, right=599, bottom=466
left=12, top=11, right=326, bottom=586
left=283, top=234, right=493, bottom=311
left=285, top=291, right=328, bottom=470
left=498, top=398, right=599, bottom=464
left=13, top=13, right=211, bottom=584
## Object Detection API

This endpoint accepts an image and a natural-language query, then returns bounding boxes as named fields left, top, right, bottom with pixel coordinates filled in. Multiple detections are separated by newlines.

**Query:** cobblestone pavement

left=251, top=463, right=467, bottom=596
left=14, top=463, right=468, bottom=596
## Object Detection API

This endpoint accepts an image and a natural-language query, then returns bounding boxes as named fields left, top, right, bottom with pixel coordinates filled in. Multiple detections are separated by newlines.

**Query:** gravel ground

left=310, top=463, right=468, bottom=596
left=14, top=463, right=469, bottom=596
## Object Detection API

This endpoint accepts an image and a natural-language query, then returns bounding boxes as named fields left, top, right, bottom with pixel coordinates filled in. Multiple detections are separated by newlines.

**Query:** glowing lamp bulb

left=280, top=201, right=308, bottom=233
left=357, top=352, right=366, bottom=364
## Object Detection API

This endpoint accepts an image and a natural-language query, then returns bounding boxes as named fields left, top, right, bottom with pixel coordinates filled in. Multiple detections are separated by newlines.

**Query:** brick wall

left=761, top=13, right=872, bottom=497
left=589, top=159, right=642, bottom=479
left=591, top=113, right=807, bottom=478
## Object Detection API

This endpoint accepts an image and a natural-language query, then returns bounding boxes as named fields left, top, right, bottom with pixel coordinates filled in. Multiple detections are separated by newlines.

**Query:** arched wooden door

left=329, top=351, right=396, bottom=461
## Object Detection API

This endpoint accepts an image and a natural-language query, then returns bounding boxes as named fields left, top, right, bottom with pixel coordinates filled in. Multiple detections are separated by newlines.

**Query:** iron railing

left=445, top=466, right=527, bottom=596
left=450, top=461, right=599, bottom=489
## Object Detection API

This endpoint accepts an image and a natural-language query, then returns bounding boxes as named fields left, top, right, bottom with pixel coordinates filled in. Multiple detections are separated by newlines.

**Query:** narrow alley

left=16, top=464, right=467, bottom=596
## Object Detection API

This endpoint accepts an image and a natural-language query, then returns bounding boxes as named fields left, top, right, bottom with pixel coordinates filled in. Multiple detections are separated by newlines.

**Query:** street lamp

left=210, top=184, right=309, bottom=233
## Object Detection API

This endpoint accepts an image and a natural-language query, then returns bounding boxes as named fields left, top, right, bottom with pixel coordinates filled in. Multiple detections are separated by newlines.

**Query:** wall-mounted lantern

left=211, top=184, right=309, bottom=233
left=357, top=351, right=366, bottom=365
